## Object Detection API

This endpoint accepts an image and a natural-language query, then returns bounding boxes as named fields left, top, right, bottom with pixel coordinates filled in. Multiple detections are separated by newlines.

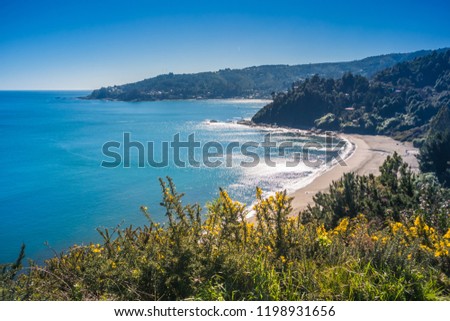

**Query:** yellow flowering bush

left=2, top=167, right=450, bottom=300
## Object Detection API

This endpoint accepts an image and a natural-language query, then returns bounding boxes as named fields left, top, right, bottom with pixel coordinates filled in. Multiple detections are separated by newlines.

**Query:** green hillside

left=252, top=50, right=450, bottom=142
left=85, top=49, right=444, bottom=101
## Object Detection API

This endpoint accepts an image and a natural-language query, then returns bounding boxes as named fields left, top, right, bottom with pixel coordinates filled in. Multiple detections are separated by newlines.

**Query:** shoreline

left=213, top=120, right=419, bottom=218
left=289, top=134, right=419, bottom=214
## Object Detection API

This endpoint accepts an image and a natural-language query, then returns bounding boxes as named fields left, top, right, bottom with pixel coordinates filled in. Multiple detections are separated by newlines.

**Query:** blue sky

left=0, top=0, right=449, bottom=89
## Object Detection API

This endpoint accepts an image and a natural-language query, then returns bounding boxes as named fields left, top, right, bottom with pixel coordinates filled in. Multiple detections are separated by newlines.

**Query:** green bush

left=418, top=111, right=450, bottom=188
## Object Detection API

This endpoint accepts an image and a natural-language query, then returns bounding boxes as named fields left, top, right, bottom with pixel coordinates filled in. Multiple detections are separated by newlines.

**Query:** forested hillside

left=85, top=49, right=443, bottom=101
left=252, top=50, right=450, bottom=142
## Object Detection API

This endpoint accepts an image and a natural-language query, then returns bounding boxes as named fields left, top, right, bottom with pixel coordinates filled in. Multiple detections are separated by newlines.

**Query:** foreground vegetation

left=1, top=154, right=449, bottom=300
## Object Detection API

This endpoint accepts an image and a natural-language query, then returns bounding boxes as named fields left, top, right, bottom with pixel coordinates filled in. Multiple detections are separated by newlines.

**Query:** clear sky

left=1, top=0, right=449, bottom=90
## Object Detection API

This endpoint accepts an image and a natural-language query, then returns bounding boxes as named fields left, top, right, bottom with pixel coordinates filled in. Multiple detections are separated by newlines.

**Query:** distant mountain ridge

left=85, top=49, right=448, bottom=101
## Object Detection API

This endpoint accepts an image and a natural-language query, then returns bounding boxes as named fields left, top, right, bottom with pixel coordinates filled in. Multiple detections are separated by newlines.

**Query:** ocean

left=0, top=91, right=346, bottom=263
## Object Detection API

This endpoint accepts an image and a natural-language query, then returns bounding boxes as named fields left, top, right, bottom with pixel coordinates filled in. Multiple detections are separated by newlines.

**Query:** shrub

left=2, top=157, right=450, bottom=301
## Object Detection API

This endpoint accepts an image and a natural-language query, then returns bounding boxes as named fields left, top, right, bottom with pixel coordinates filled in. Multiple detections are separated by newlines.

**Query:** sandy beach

left=290, top=134, right=419, bottom=214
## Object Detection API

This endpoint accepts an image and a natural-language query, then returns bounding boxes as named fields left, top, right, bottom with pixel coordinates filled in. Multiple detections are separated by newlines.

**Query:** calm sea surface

left=0, top=91, right=344, bottom=262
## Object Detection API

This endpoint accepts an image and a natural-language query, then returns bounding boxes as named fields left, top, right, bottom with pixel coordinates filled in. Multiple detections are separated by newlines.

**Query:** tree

left=418, top=128, right=450, bottom=188
left=418, top=106, right=450, bottom=187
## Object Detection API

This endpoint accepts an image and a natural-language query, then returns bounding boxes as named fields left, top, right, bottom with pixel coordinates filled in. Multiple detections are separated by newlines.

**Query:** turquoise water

left=0, top=91, right=344, bottom=263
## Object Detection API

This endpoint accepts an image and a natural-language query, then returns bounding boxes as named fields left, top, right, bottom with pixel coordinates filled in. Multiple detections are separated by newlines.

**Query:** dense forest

left=85, top=49, right=443, bottom=101
left=252, top=50, right=450, bottom=143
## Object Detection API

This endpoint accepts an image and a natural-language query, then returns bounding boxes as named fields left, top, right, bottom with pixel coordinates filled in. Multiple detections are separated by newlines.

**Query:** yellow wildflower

left=256, top=187, right=263, bottom=199
left=316, top=224, right=328, bottom=237
left=280, top=256, right=287, bottom=264
left=420, top=244, right=432, bottom=253
left=444, top=229, right=450, bottom=240
left=317, top=235, right=332, bottom=247
left=414, top=216, right=422, bottom=228
left=391, top=222, right=404, bottom=234
left=333, top=218, right=349, bottom=235
left=131, top=269, right=141, bottom=278
left=434, top=249, right=448, bottom=257
left=409, top=227, right=418, bottom=238
left=316, top=225, right=332, bottom=246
